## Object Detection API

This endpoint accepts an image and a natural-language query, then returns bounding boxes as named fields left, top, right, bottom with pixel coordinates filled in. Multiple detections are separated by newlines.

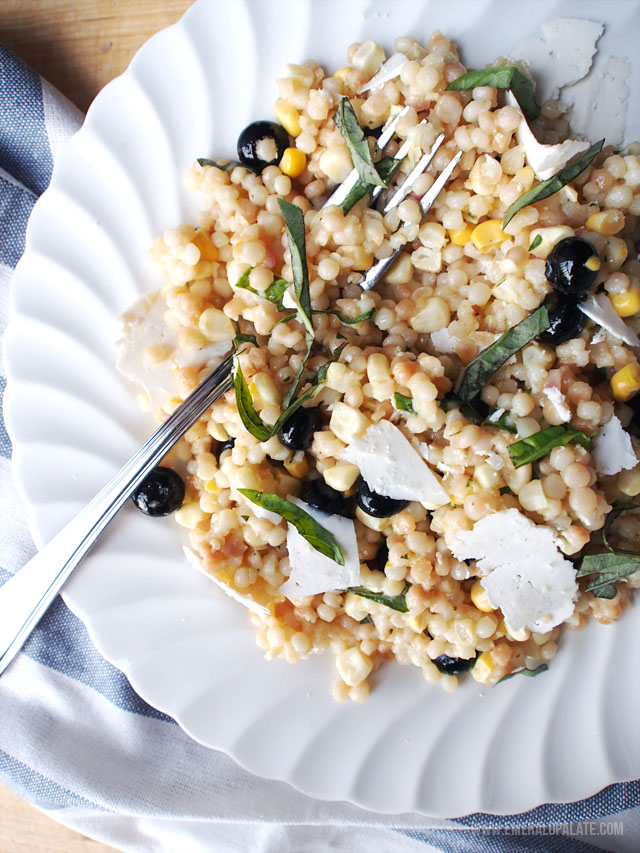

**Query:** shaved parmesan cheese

left=564, top=55, right=630, bottom=147
left=579, top=294, right=640, bottom=347
left=116, top=290, right=231, bottom=409
left=282, top=287, right=296, bottom=310
left=593, top=415, right=637, bottom=476
left=249, top=503, right=282, bottom=525
left=479, top=450, right=504, bottom=471
left=280, top=498, right=360, bottom=600
left=591, top=327, right=607, bottom=344
left=543, top=385, right=571, bottom=422
left=505, top=92, right=588, bottom=180
left=430, top=327, right=459, bottom=354
left=183, top=547, right=269, bottom=616
left=452, top=509, right=578, bottom=633
left=341, top=420, right=450, bottom=507
left=510, top=18, right=603, bottom=102
left=358, top=52, right=408, bottom=93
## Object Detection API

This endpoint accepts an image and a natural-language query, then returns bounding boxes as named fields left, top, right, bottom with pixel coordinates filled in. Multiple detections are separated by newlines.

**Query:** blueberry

left=298, top=478, right=354, bottom=518
left=237, top=121, right=289, bottom=173
left=356, top=477, right=409, bottom=518
left=433, top=654, right=476, bottom=675
left=277, top=407, right=322, bottom=451
left=538, top=292, right=586, bottom=345
left=545, top=237, right=599, bottom=297
left=132, top=467, right=185, bottom=517
left=216, top=437, right=235, bottom=459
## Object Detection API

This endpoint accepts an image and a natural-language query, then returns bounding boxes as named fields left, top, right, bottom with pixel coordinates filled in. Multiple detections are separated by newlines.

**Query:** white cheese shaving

left=430, top=327, right=459, bottom=354
left=505, top=92, right=588, bottom=181
left=183, top=547, right=269, bottom=616
left=510, top=18, right=603, bottom=102
left=593, top=415, right=637, bottom=476
left=486, top=408, right=505, bottom=423
left=591, top=327, right=607, bottom=344
left=282, top=288, right=296, bottom=310
left=578, top=294, right=640, bottom=347
left=452, top=509, right=578, bottom=633
left=479, top=450, right=504, bottom=471
left=280, top=498, right=360, bottom=600
left=341, top=420, right=450, bottom=507
left=563, top=55, right=630, bottom=148
left=543, top=385, right=571, bottom=423
left=358, top=52, right=408, bottom=93
left=116, top=290, right=231, bottom=409
left=249, top=503, right=282, bottom=525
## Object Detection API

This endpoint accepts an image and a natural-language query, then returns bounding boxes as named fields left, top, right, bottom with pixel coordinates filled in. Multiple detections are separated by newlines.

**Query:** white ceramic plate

left=5, top=0, right=640, bottom=817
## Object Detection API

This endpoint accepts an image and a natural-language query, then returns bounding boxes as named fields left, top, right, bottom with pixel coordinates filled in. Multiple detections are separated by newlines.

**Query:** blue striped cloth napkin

left=1, top=44, right=639, bottom=853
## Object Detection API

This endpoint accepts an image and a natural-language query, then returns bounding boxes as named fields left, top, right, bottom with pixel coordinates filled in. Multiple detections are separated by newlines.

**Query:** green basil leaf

left=502, top=140, right=604, bottom=228
left=394, top=393, right=416, bottom=414
left=455, top=306, right=550, bottom=401
left=446, top=65, right=539, bottom=121
left=239, top=489, right=345, bottom=565
left=313, top=307, right=376, bottom=325
left=334, top=97, right=387, bottom=189
left=529, top=234, right=542, bottom=251
left=342, top=156, right=401, bottom=213
left=234, top=333, right=258, bottom=348
left=314, top=342, right=347, bottom=385
left=234, top=266, right=257, bottom=294
left=602, top=502, right=640, bottom=557
left=233, top=362, right=272, bottom=441
left=264, top=277, right=289, bottom=311
left=197, top=157, right=257, bottom=173
left=577, top=552, right=640, bottom=599
left=359, top=615, right=374, bottom=625
left=498, top=663, right=549, bottom=683
left=278, top=198, right=313, bottom=336
left=347, top=585, right=409, bottom=612
left=508, top=424, right=593, bottom=468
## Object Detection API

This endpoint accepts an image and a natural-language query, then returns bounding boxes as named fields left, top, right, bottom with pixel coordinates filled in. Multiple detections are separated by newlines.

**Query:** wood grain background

left=1, top=2, right=194, bottom=850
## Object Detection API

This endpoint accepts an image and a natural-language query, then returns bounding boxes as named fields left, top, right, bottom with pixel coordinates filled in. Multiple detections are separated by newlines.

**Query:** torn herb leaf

left=394, top=393, right=416, bottom=414
left=454, top=306, right=550, bottom=401
left=234, top=333, right=258, bottom=348
left=342, top=156, right=400, bottom=213
left=498, top=663, right=549, bottom=683
left=233, top=362, right=272, bottom=441
left=529, top=234, right=543, bottom=251
left=359, top=615, right=373, bottom=625
left=264, top=278, right=289, bottom=311
left=577, top=552, right=640, bottom=599
left=197, top=157, right=257, bottom=173
left=239, top=489, right=345, bottom=565
left=334, top=97, right=387, bottom=189
left=347, top=585, right=409, bottom=612
left=502, top=140, right=604, bottom=228
left=602, top=502, right=640, bottom=557
left=446, top=65, right=539, bottom=121
left=485, top=409, right=517, bottom=433
left=314, top=307, right=376, bottom=325
left=508, top=424, right=592, bottom=468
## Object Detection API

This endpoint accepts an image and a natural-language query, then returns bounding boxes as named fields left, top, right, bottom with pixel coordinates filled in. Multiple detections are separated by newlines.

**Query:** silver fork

left=0, top=133, right=462, bottom=677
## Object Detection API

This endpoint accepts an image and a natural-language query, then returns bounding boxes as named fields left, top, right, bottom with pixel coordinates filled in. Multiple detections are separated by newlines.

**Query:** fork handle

left=0, top=354, right=234, bottom=677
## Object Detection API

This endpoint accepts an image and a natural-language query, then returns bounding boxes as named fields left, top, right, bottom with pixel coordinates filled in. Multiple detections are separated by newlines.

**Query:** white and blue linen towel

left=1, top=44, right=640, bottom=853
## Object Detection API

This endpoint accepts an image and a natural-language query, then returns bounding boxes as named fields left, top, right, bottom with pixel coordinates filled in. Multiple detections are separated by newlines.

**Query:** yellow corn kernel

left=204, top=479, right=220, bottom=494
left=333, top=66, right=354, bottom=82
left=252, top=372, right=281, bottom=405
left=323, top=462, right=360, bottom=492
left=273, top=98, right=301, bottom=137
left=449, top=226, right=473, bottom=246
left=617, top=464, right=640, bottom=497
left=408, top=611, right=429, bottom=633
left=192, top=230, right=218, bottom=261
left=329, top=402, right=370, bottom=443
left=470, top=219, right=508, bottom=252
left=336, top=647, right=372, bottom=687
left=470, top=650, right=495, bottom=682
left=527, top=225, right=575, bottom=259
left=199, top=307, right=235, bottom=342
left=470, top=580, right=495, bottom=613
left=610, top=289, right=640, bottom=318
left=611, top=363, right=640, bottom=401
left=279, top=147, right=307, bottom=178
left=383, top=251, right=413, bottom=284
left=586, top=209, right=625, bottom=236
left=175, top=502, right=207, bottom=529
left=284, top=453, right=310, bottom=479
left=207, top=420, right=229, bottom=441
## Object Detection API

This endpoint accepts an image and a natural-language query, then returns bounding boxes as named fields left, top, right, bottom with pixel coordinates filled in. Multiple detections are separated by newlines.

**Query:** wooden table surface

left=1, top=3, right=194, bottom=849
